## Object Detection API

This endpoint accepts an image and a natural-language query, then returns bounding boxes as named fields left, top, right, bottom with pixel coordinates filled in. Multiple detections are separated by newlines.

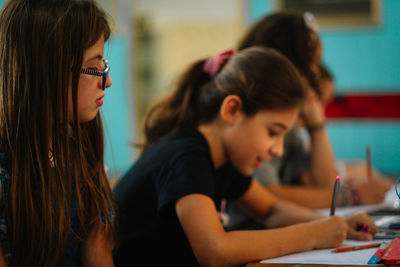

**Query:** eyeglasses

left=80, top=59, right=110, bottom=91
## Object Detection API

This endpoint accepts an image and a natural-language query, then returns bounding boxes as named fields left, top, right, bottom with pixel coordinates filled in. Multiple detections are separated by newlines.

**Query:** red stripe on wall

left=325, top=94, right=400, bottom=119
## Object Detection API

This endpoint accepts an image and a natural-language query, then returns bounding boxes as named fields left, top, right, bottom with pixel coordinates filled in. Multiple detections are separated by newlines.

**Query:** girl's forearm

left=263, top=199, right=324, bottom=228
left=266, top=184, right=333, bottom=209
left=216, top=223, right=318, bottom=266
left=308, top=128, right=337, bottom=187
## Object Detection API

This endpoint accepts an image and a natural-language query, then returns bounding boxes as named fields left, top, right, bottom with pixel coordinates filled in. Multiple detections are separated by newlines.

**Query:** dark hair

left=0, top=0, right=115, bottom=266
left=142, top=46, right=306, bottom=151
left=317, top=63, right=335, bottom=103
left=239, top=11, right=321, bottom=96
left=319, top=63, right=333, bottom=81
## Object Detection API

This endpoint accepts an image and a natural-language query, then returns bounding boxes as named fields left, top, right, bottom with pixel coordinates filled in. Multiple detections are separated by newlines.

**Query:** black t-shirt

left=113, top=128, right=252, bottom=266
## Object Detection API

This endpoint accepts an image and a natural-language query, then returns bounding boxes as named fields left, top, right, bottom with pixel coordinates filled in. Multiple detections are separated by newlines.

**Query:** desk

left=244, top=239, right=381, bottom=266
left=247, top=264, right=368, bottom=267
left=246, top=186, right=399, bottom=267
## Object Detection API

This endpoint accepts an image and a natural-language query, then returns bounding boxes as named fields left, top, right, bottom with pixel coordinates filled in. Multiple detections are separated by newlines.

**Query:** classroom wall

left=1, top=0, right=398, bottom=176
left=322, top=1, right=400, bottom=93
left=248, top=0, right=400, bottom=175
left=101, top=0, right=136, bottom=178
left=102, top=36, right=134, bottom=178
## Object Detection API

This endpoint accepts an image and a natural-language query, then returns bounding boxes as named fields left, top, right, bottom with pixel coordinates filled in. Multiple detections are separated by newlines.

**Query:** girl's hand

left=300, top=89, right=325, bottom=129
left=355, top=179, right=392, bottom=205
left=345, top=212, right=378, bottom=241
left=310, top=216, right=348, bottom=249
left=345, top=161, right=395, bottom=187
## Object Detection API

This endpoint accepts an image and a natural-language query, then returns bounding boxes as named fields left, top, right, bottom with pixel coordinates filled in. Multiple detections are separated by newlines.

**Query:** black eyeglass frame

left=80, top=59, right=110, bottom=91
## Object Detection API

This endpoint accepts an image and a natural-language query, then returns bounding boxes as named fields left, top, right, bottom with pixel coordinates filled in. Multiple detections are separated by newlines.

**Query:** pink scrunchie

left=203, top=49, right=236, bottom=77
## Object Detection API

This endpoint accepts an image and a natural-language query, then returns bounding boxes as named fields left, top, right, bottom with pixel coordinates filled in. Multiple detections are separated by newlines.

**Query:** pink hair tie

left=203, top=49, right=236, bottom=77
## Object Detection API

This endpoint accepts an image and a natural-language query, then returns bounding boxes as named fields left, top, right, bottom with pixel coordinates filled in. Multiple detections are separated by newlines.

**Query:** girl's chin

left=232, top=162, right=255, bottom=176
left=240, top=167, right=255, bottom=177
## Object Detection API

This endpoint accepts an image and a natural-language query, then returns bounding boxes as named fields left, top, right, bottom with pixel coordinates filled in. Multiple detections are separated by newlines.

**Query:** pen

left=332, top=242, right=381, bottom=253
left=366, top=146, right=372, bottom=181
left=330, top=176, right=341, bottom=216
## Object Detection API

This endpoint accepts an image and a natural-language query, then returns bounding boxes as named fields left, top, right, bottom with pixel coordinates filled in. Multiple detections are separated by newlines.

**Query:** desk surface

left=247, top=264, right=369, bottom=267
left=246, top=188, right=399, bottom=267
left=247, top=264, right=370, bottom=267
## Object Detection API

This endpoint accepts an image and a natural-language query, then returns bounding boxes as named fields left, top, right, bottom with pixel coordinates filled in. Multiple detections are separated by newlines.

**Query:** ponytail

left=142, top=47, right=306, bottom=152
left=142, top=60, right=210, bottom=152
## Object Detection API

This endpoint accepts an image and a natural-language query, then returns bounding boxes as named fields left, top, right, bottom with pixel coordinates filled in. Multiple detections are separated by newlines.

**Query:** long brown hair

left=143, top=46, right=306, bottom=151
left=238, top=11, right=321, bottom=95
left=0, top=0, right=116, bottom=266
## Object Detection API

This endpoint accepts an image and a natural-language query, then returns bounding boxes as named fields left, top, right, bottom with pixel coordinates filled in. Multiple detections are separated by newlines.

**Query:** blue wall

left=103, top=38, right=133, bottom=177
left=249, top=0, right=400, bottom=175
left=327, top=121, right=400, bottom=175
left=321, top=1, right=400, bottom=93
left=320, top=0, right=400, bottom=175
left=248, top=0, right=275, bottom=23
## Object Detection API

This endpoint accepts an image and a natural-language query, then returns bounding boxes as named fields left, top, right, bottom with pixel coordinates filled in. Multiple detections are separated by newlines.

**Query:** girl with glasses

left=0, top=0, right=115, bottom=266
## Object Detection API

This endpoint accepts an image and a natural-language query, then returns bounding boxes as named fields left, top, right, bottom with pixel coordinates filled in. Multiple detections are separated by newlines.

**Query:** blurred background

left=1, top=0, right=398, bottom=180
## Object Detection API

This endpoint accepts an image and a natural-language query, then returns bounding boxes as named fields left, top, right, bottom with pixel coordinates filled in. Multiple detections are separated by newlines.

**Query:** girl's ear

left=220, top=95, right=243, bottom=124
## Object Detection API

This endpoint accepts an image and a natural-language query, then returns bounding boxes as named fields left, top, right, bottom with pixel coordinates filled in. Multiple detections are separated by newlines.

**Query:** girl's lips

left=96, top=96, right=104, bottom=106
left=255, top=158, right=263, bottom=168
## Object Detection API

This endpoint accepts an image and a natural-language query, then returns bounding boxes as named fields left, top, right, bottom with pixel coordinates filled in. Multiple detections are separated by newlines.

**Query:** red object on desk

left=332, top=242, right=381, bottom=253
left=383, top=238, right=400, bottom=265
left=368, top=238, right=400, bottom=265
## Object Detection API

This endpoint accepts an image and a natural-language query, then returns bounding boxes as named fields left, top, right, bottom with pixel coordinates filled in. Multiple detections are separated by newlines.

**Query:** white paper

left=260, top=240, right=382, bottom=265
left=259, top=186, right=399, bottom=265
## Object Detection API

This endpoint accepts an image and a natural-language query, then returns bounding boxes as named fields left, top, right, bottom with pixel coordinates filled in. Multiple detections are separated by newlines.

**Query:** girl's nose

left=270, top=137, right=284, bottom=158
left=105, top=74, right=112, bottom=89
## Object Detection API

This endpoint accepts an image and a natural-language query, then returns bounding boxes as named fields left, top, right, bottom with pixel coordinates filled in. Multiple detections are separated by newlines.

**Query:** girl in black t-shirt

left=114, top=47, right=377, bottom=266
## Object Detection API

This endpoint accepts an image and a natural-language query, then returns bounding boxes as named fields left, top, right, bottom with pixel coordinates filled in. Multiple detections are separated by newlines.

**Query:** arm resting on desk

left=238, top=180, right=324, bottom=227
left=265, top=184, right=333, bottom=209
left=175, top=180, right=348, bottom=266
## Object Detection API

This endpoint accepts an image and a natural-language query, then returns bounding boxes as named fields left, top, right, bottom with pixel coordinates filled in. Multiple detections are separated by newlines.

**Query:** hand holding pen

left=328, top=175, right=378, bottom=241
left=344, top=212, right=378, bottom=241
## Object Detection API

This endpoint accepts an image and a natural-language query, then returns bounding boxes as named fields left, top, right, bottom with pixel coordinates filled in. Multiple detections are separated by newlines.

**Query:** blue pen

left=330, top=176, right=341, bottom=216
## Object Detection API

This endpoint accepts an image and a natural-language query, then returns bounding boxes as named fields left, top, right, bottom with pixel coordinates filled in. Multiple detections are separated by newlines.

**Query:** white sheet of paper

left=260, top=240, right=381, bottom=265
left=260, top=187, right=398, bottom=265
